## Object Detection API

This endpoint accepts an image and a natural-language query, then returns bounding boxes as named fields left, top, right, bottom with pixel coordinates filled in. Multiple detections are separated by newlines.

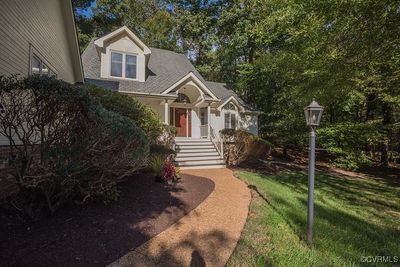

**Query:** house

left=0, top=0, right=83, bottom=192
left=82, top=26, right=260, bottom=168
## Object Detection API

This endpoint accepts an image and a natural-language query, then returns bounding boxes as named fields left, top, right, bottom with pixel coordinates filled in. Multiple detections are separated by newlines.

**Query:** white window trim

left=223, top=101, right=239, bottom=129
left=109, top=50, right=138, bottom=81
left=224, top=110, right=237, bottom=129
left=28, top=44, right=57, bottom=77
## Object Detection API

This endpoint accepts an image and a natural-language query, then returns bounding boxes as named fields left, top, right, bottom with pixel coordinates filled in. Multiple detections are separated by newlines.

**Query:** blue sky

left=75, top=0, right=96, bottom=18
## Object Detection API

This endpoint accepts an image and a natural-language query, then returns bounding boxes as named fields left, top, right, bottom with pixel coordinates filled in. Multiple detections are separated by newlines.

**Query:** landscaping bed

left=0, top=171, right=214, bottom=267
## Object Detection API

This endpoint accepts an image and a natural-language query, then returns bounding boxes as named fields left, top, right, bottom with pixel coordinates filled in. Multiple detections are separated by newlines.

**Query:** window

left=200, top=108, right=208, bottom=125
left=110, top=52, right=137, bottom=79
left=111, top=52, right=123, bottom=77
left=223, top=102, right=237, bottom=129
left=125, top=55, right=137, bottom=79
left=30, top=53, right=56, bottom=77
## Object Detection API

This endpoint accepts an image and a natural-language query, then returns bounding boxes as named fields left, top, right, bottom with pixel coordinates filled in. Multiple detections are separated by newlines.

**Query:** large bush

left=0, top=76, right=148, bottom=217
left=220, top=129, right=273, bottom=166
left=85, top=85, right=164, bottom=143
left=317, top=121, right=384, bottom=170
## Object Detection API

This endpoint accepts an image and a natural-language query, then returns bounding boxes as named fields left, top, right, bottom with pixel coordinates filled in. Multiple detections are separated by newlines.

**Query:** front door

left=173, top=108, right=191, bottom=137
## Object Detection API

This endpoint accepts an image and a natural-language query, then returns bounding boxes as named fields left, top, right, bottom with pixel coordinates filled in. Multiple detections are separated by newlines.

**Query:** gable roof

left=82, top=31, right=258, bottom=112
left=94, top=26, right=151, bottom=54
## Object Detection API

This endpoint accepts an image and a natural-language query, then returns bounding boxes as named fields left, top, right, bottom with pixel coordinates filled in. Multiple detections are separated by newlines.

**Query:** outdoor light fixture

left=304, top=99, right=323, bottom=127
left=304, top=99, right=323, bottom=245
left=183, top=87, right=187, bottom=106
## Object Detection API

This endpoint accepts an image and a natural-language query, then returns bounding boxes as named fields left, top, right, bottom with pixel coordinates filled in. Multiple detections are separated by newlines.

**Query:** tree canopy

left=73, top=0, right=400, bottom=169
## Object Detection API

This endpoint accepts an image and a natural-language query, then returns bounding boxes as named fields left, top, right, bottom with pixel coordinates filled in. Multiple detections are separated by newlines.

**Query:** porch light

left=304, top=99, right=323, bottom=127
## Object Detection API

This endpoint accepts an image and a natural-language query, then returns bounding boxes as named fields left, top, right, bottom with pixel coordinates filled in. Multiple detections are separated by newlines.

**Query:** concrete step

left=176, top=151, right=220, bottom=157
left=176, top=142, right=212, bottom=146
left=176, top=148, right=217, bottom=153
left=177, top=145, right=215, bottom=150
left=175, top=138, right=208, bottom=142
left=175, top=159, right=225, bottom=167
left=175, top=155, right=222, bottom=161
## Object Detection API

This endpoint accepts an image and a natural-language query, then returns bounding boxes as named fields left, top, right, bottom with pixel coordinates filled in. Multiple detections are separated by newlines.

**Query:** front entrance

left=170, top=107, right=191, bottom=137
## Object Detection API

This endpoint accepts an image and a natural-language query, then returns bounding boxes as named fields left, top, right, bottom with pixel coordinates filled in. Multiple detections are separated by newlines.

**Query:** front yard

left=228, top=170, right=400, bottom=266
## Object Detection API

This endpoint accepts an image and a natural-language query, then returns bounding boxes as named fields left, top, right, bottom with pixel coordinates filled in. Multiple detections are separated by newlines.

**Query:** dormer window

left=110, top=51, right=137, bottom=79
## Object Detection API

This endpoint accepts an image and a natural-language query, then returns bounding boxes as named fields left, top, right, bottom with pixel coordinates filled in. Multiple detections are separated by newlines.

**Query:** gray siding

left=0, top=0, right=81, bottom=83
left=0, top=0, right=82, bottom=146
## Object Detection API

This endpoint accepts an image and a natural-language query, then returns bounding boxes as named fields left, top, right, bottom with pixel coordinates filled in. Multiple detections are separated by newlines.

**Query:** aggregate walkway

left=108, top=168, right=251, bottom=267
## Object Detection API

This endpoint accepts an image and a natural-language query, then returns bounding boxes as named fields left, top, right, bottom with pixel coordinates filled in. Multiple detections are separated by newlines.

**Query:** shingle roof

left=82, top=39, right=257, bottom=111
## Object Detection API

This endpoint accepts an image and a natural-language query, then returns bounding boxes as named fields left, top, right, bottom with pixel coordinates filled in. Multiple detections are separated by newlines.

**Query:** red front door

left=174, top=108, right=191, bottom=137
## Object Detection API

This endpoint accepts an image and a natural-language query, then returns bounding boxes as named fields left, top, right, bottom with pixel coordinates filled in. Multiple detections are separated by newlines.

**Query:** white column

left=207, top=104, right=211, bottom=138
left=164, top=100, right=169, bottom=125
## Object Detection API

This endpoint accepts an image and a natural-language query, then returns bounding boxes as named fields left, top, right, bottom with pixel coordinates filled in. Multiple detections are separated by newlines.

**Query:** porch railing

left=209, top=125, right=224, bottom=158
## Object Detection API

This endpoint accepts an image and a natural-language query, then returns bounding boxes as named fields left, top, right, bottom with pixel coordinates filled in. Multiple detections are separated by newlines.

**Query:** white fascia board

left=161, top=72, right=220, bottom=101
left=119, top=91, right=177, bottom=99
left=217, top=96, right=245, bottom=112
left=94, top=26, right=151, bottom=54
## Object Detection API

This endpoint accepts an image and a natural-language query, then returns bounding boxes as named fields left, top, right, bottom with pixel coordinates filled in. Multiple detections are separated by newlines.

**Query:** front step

left=176, top=145, right=215, bottom=150
left=175, top=155, right=222, bottom=161
left=174, top=138, right=225, bottom=169
left=175, top=159, right=225, bottom=167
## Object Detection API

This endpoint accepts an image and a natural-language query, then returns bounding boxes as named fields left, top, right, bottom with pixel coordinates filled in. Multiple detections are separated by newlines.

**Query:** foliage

left=149, top=155, right=164, bottom=178
left=220, top=129, right=273, bottom=166
left=73, top=0, right=400, bottom=169
left=317, top=121, right=384, bottom=170
left=163, top=160, right=177, bottom=182
left=0, top=76, right=148, bottom=217
left=229, top=170, right=400, bottom=266
left=158, top=124, right=177, bottom=149
left=85, top=84, right=163, bottom=143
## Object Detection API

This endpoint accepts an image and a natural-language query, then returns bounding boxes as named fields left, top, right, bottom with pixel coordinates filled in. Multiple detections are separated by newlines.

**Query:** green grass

left=228, top=170, right=400, bottom=267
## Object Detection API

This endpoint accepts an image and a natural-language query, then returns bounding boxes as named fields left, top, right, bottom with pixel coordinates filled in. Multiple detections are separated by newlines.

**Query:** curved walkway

left=108, top=168, right=251, bottom=267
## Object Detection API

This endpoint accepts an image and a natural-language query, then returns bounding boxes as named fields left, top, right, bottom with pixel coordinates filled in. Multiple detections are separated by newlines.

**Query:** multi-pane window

left=30, top=54, right=56, bottom=77
left=125, top=55, right=137, bottom=79
left=111, top=52, right=123, bottom=77
left=223, top=102, right=237, bottom=129
left=110, top=52, right=137, bottom=79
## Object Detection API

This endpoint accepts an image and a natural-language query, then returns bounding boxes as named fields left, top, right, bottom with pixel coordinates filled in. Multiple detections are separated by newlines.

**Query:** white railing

left=200, top=124, right=208, bottom=138
left=209, top=125, right=224, bottom=158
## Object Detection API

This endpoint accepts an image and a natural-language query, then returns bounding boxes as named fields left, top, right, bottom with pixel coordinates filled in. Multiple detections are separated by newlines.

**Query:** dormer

left=94, top=26, right=151, bottom=82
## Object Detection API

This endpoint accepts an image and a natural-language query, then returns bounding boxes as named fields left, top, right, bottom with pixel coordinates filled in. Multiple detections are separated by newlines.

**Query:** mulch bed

left=0, top=171, right=215, bottom=267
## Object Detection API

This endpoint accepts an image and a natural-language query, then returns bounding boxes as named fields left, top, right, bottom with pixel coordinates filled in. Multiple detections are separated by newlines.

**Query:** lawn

left=228, top=170, right=400, bottom=267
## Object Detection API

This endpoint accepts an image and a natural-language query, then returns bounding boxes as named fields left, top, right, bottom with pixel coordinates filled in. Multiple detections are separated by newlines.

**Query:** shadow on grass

left=245, top=170, right=400, bottom=264
left=0, top=172, right=215, bottom=267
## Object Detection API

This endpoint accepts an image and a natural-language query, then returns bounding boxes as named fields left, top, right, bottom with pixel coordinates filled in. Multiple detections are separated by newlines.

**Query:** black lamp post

left=304, top=99, right=324, bottom=245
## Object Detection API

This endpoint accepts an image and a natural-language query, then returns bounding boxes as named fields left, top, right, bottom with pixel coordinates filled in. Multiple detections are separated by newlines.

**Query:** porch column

left=164, top=100, right=169, bottom=125
left=207, top=104, right=211, bottom=138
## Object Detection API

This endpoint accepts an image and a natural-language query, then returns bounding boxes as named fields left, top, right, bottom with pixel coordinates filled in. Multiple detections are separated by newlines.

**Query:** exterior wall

left=100, top=34, right=146, bottom=82
left=191, top=108, right=201, bottom=138
left=240, top=114, right=259, bottom=135
left=0, top=0, right=82, bottom=83
left=129, top=95, right=259, bottom=138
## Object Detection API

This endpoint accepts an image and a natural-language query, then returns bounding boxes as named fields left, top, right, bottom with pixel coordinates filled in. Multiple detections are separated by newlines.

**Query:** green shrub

left=150, top=155, right=165, bottom=178
left=85, top=84, right=163, bottom=143
left=0, top=76, right=148, bottom=217
left=220, top=129, right=273, bottom=166
left=317, top=122, right=383, bottom=170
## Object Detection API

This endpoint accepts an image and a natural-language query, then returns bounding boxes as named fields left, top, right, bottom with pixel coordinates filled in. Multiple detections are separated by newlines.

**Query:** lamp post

left=304, top=99, right=323, bottom=245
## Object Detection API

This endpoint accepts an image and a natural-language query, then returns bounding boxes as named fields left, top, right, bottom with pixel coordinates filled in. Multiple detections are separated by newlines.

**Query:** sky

left=75, top=0, right=96, bottom=18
